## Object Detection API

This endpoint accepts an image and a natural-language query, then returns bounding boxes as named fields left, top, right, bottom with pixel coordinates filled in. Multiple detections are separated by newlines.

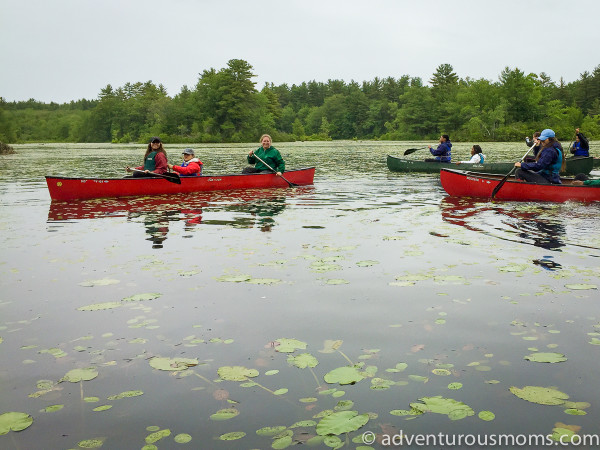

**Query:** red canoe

left=440, top=168, right=600, bottom=203
left=46, top=167, right=316, bottom=201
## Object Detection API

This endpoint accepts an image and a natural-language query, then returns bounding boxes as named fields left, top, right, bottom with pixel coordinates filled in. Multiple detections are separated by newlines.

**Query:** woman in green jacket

left=243, top=134, right=285, bottom=176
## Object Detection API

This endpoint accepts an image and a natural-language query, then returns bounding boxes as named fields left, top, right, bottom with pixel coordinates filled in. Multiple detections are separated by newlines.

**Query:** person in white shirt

left=458, top=145, right=485, bottom=164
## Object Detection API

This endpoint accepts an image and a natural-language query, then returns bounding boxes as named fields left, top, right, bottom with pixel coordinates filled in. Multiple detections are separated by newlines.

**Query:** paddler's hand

left=514, top=162, right=521, bottom=168
left=276, top=172, right=282, bottom=176
left=248, top=150, right=254, bottom=156
left=168, top=164, right=173, bottom=169
left=126, top=166, right=131, bottom=173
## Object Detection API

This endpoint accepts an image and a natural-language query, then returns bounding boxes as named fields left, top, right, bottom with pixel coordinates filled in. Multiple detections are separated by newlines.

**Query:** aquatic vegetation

left=0, top=412, right=34, bottom=435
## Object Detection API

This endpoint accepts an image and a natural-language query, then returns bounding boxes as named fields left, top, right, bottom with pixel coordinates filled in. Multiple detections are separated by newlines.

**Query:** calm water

left=1, top=142, right=600, bottom=449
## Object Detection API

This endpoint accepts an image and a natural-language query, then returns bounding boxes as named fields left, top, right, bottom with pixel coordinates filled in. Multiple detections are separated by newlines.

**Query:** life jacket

left=541, top=147, right=563, bottom=182
left=180, top=158, right=202, bottom=175
left=572, top=142, right=589, bottom=157
left=143, top=151, right=157, bottom=171
left=478, top=154, right=485, bottom=163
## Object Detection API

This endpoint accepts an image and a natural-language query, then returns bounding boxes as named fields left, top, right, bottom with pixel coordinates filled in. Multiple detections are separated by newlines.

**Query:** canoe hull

left=440, top=168, right=600, bottom=203
left=46, top=167, right=316, bottom=201
left=387, top=155, right=593, bottom=175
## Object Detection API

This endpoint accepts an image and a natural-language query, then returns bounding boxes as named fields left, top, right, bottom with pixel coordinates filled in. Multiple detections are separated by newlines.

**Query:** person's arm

left=578, top=132, right=589, bottom=150
left=153, top=152, right=168, bottom=174
left=584, top=179, right=600, bottom=186
left=521, top=148, right=554, bottom=171
left=172, top=162, right=200, bottom=175
left=525, top=137, right=533, bottom=147
left=273, top=149, right=285, bottom=173
left=247, top=148, right=259, bottom=164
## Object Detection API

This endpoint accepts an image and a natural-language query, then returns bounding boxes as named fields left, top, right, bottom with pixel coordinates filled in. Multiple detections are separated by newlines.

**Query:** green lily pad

left=288, top=353, right=319, bottom=369
left=145, top=429, right=171, bottom=444
left=356, top=260, right=379, bottom=267
left=149, top=357, right=198, bottom=371
left=524, top=352, right=567, bottom=363
left=77, top=439, right=105, bottom=448
left=272, top=435, right=293, bottom=449
left=79, top=278, right=120, bottom=287
left=61, top=367, right=98, bottom=383
left=564, top=283, right=597, bottom=290
left=550, top=427, right=577, bottom=443
left=410, top=396, right=474, bottom=420
left=107, top=390, right=143, bottom=400
left=210, top=408, right=239, bottom=421
left=432, top=368, right=451, bottom=376
left=316, top=410, right=369, bottom=436
left=370, top=378, right=395, bottom=390
left=564, top=409, right=587, bottom=415
left=92, top=405, right=112, bottom=412
left=478, top=411, right=495, bottom=421
left=246, top=278, right=281, bottom=285
left=319, top=339, right=343, bottom=353
left=41, top=404, right=64, bottom=413
left=325, top=279, right=349, bottom=285
left=77, top=302, right=123, bottom=311
left=122, top=293, right=162, bottom=302
left=274, top=388, right=288, bottom=395
left=218, top=431, right=246, bottom=440
left=265, top=370, right=279, bottom=375
left=324, top=366, right=365, bottom=385
left=499, top=264, right=528, bottom=273
left=290, top=420, right=317, bottom=428
left=274, top=338, right=307, bottom=353
left=174, top=433, right=192, bottom=443
left=216, top=275, right=252, bottom=283
left=0, top=412, right=34, bottom=434
left=509, top=386, right=569, bottom=405
left=217, top=366, right=259, bottom=381
left=448, top=382, right=463, bottom=390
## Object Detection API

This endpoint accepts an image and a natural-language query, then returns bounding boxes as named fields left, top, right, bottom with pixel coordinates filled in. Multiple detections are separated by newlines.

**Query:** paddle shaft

left=490, top=143, right=536, bottom=199
left=250, top=152, right=297, bottom=187
left=131, top=168, right=181, bottom=184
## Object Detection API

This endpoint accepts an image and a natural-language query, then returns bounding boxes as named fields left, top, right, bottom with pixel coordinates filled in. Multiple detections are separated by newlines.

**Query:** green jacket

left=248, top=146, right=285, bottom=173
left=583, top=179, right=600, bottom=186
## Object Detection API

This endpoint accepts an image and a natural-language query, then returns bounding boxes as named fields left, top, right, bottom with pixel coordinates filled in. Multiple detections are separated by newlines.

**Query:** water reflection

left=440, top=197, right=567, bottom=252
left=47, top=189, right=310, bottom=246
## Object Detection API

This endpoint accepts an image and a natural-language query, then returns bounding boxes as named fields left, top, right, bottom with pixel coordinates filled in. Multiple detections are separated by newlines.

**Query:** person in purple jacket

left=425, top=135, right=452, bottom=162
left=515, top=129, right=565, bottom=184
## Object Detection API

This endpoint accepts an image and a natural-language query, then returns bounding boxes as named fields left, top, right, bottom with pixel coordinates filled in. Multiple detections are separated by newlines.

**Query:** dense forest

left=1, top=60, right=600, bottom=144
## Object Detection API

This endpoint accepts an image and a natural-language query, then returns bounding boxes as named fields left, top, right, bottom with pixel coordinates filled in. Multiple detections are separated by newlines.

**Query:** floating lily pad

left=564, top=284, right=597, bottom=290
left=174, top=433, right=192, bottom=443
left=319, top=340, right=343, bottom=353
left=432, top=368, right=451, bottom=376
left=499, top=264, right=528, bottom=273
left=210, top=408, right=239, bottom=421
left=274, top=388, right=288, bottom=395
left=564, top=409, right=587, bottom=415
left=246, top=278, right=281, bottom=285
left=316, top=411, right=369, bottom=436
left=356, top=260, right=379, bottom=267
left=478, top=411, right=495, bottom=421
left=325, top=279, right=349, bottom=285
left=41, top=404, right=64, bottom=413
left=447, top=382, right=463, bottom=390
left=93, top=405, right=112, bottom=412
left=0, top=412, right=34, bottom=434
left=256, top=426, right=287, bottom=436
left=324, top=366, right=365, bottom=385
left=78, top=278, right=120, bottom=287
left=107, top=390, right=143, bottom=400
left=290, top=420, right=317, bottom=428
left=524, top=352, right=567, bottom=363
left=61, top=367, right=98, bottom=383
left=370, top=378, right=395, bottom=390
left=272, top=435, right=293, bottom=449
left=550, top=427, right=577, bottom=443
left=77, top=302, right=123, bottom=311
left=300, top=397, right=318, bottom=403
left=509, top=386, right=569, bottom=405
left=218, top=431, right=246, bottom=440
left=122, top=293, right=162, bottom=302
left=274, top=338, right=307, bottom=353
left=145, top=428, right=171, bottom=444
left=410, top=396, right=474, bottom=420
left=149, top=357, right=198, bottom=371
left=265, top=370, right=279, bottom=376
left=77, top=439, right=105, bottom=448
left=217, top=366, right=259, bottom=381
left=288, top=353, right=319, bottom=369
left=216, top=275, right=252, bottom=282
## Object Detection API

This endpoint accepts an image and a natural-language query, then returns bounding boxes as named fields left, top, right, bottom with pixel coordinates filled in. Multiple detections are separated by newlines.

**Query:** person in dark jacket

left=515, top=129, right=565, bottom=184
left=243, top=134, right=285, bottom=175
left=126, top=137, right=169, bottom=177
left=570, top=128, right=590, bottom=157
left=426, top=135, right=452, bottom=162
left=524, top=131, right=542, bottom=161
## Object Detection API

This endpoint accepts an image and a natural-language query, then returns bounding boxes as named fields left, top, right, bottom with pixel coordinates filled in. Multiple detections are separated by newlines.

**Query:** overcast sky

left=1, top=0, right=599, bottom=104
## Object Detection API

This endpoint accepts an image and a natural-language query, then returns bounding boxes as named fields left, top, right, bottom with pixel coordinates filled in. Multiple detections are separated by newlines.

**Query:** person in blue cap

left=514, top=129, right=565, bottom=184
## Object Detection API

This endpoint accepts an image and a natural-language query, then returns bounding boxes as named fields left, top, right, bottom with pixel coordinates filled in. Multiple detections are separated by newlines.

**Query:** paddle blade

left=162, top=173, right=181, bottom=184
left=403, top=147, right=425, bottom=156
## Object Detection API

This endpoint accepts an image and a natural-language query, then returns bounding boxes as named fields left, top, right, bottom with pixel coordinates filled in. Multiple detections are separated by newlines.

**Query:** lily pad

left=509, top=386, right=569, bottom=405
left=246, top=278, right=281, bottom=285
left=79, top=278, right=120, bottom=287
left=274, top=338, right=307, bottom=353
left=77, top=439, right=105, bottom=448
left=210, top=408, right=239, bottom=421
left=478, top=411, right=495, bottom=421
left=319, top=340, right=343, bottom=353
left=149, top=357, right=198, bottom=371
left=216, top=275, right=252, bottom=283
left=274, top=388, right=288, bottom=395
left=77, top=302, right=123, bottom=311
left=410, top=396, right=474, bottom=420
left=145, top=429, right=171, bottom=444
left=316, top=410, right=369, bottom=436
left=324, top=366, right=365, bottom=385
left=0, top=412, right=34, bottom=434
left=107, top=390, right=143, bottom=400
left=61, top=367, right=98, bottom=383
left=564, top=283, right=597, bottom=290
left=122, top=293, right=162, bottom=302
left=41, top=404, right=64, bottom=413
left=174, top=433, right=192, bottom=443
left=217, top=366, right=259, bottom=381
left=524, top=352, right=567, bottom=363
left=256, top=426, right=287, bottom=436
left=218, top=431, right=246, bottom=440
left=288, top=353, right=319, bottom=369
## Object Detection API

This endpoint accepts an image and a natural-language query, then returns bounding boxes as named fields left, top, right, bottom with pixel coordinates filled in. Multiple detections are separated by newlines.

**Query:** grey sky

left=1, top=0, right=598, bottom=104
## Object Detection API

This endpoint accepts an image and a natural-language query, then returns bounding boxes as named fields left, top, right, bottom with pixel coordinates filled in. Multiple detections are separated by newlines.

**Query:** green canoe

left=387, top=155, right=593, bottom=175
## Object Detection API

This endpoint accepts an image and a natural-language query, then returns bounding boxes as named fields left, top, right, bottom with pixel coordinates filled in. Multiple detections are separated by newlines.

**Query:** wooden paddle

left=490, top=144, right=536, bottom=199
left=131, top=168, right=181, bottom=184
left=403, top=147, right=428, bottom=156
left=251, top=153, right=298, bottom=187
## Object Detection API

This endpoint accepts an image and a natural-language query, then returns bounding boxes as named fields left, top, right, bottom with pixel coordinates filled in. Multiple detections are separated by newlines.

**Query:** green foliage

left=2, top=62, right=600, bottom=143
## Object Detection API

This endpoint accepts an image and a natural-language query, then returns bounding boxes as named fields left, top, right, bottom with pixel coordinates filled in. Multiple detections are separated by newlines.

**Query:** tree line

left=1, top=59, right=600, bottom=144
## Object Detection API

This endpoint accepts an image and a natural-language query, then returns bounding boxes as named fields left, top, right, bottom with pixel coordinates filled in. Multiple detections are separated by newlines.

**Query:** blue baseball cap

left=538, top=129, right=555, bottom=141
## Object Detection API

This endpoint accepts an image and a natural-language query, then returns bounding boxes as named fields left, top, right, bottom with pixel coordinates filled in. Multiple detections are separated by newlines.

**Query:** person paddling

left=243, top=134, right=285, bottom=175
left=570, top=128, right=590, bottom=157
left=425, top=135, right=452, bottom=162
left=515, top=129, right=565, bottom=184
left=126, top=137, right=169, bottom=177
